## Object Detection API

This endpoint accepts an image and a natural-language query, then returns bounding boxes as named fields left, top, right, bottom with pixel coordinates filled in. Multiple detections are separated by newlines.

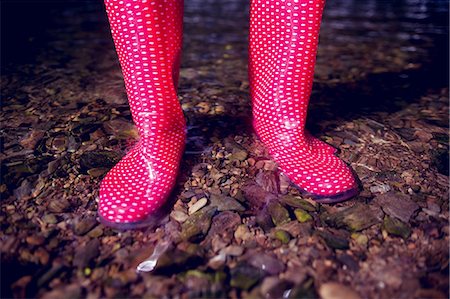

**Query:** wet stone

left=79, top=151, right=122, bottom=172
left=87, top=168, right=109, bottom=178
left=374, top=191, right=419, bottom=223
left=370, top=183, right=391, bottom=194
left=395, top=128, right=416, bottom=141
left=222, top=245, right=244, bottom=257
left=47, top=134, right=68, bottom=152
left=181, top=207, right=216, bottom=241
left=11, top=275, right=32, bottom=299
left=206, top=211, right=242, bottom=243
left=73, top=239, right=100, bottom=269
left=41, top=283, right=83, bottom=299
left=37, top=264, right=65, bottom=288
left=171, top=210, right=189, bottom=223
left=337, top=254, right=360, bottom=272
left=42, top=214, right=58, bottom=224
left=241, top=183, right=278, bottom=211
left=14, top=179, right=32, bottom=200
left=234, top=224, right=253, bottom=242
left=280, top=195, right=316, bottom=211
left=20, top=130, right=45, bottom=150
left=351, top=233, right=369, bottom=247
left=248, top=252, right=286, bottom=275
left=294, top=209, right=313, bottom=223
left=322, top=203, right=383, bottom=232
left=431, top=148, right=449, bottom=176
left=256, top=207, right=275, bottom=232
left=278, top=221, right=313, bottom=238
left=316, top=230, right=350, bottom=250
left=273, top=230, right=291, bottom=244
left=260, top=277, right=293, bottom=299
left=188, top=197, right=208, bottom=215
left=260, top=277, right=281, bottom=298
left=48, top=197, right=72, bottom=213
left=209, top=194, right=245, bottom=212
left=432, top=132, right=449, bottom=145
left=154, top=246, right=204, bottom=274
left=26, top=235, right=45, bottom=246
left=319, top=282, right=361, bottom=299
left=256, top=171, right=280, bottom=194
left=230, top=149, right=248, bottom=162
left=73, top=216, right=98, bottom=236
left=287, top=280, right=317, bottom=299
left=102, top=118, right=138, bottom=139
left=268, top=201, right=291, bottom=226
left=87, top=226, right=103, bottom=238
left=383, top=216, right=411, bottom=239
left=230, top=264, right=265, bottom=290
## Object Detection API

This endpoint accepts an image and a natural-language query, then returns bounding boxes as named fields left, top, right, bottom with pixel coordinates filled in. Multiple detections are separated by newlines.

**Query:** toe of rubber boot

left=98, top=146, right=177, bottom=230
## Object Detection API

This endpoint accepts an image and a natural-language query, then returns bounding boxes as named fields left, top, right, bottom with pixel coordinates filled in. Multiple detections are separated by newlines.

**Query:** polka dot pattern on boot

left=99, top=0, right=186, bottom=226
left=249, top=0, right=358, bottom=198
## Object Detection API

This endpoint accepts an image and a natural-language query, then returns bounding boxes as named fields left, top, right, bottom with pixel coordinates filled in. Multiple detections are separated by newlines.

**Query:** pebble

left=370, top=183, right=391, bottom=194
left=294, top=209, right=313, bottom=223
left=26, top=235, right=45, bottom=246
left=316, top=230, right=350, bottom=250
left=273, top=230, right=291, bottom=244
left=268, top=201, right=291, bottom=226
left=74, top=216, right=97, bottom=236
left=278, top=221, right=312, bottom=238
left=319, top=282, right=361, bottom=299
left=255, top=160, right=266, bottom=169
left=248, top=252, right=285, bottom=275
left=102, top=118, right=138, bottom=139
left=87, top=226, right=104, bottom=238
left=260, top=276, right=281, bottom=297
left=374, top=191, right=419, bottom=223
left=35, top=247, right=50, bottom=265
left=351, top=233, right=369, bottom=247
left=230, top=149, right=248, bottom=162
left=234, top=224, right=252, bottom=242
left=208, top=253, right=226, bottom=269
left=280, top=195, right=316, bottom=211
left=230, top=264, right=264, bottom=290
left=171, top=210, right=189, bottom=223
left=383, top=216, right=411, bottom=239
left=196, top=101, right=210, bottom=113
left=247, top=157, right=256, bottom=166
left=180, top=207, right=215, bottom=240
left=188, top=197, right=208, bottom=215
left=79, top=151, right=121, bottom=171
left=20, top=130, right=45, bottom=150
left=222, top=245, right=244, bottom=256
left=42, top=214, right=58, bottom=224
left=322, top=203, right=383, bottom=232
left=48, top=134, right=67, bottom=152
left=209, top=194, right=245, bottom=212
left=87, top=168, right=108, bottom=178
left=48, top=198, right=71, bottom=213
left=73, top=239, right=100, bottom=268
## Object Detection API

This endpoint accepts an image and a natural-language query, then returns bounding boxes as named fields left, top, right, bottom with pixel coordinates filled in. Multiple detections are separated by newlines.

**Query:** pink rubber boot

left=249, top=0, right=359, bottom=202
left=306, top=130, right=337, bottom=154
left=99, top=0, right=185, bottom=228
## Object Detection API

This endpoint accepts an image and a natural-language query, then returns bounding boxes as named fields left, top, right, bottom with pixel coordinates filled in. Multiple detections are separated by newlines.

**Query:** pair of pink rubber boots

left=99, top=0, right=359, bottom=229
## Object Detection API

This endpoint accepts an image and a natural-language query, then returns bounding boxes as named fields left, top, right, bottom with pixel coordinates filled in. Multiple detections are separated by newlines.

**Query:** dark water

left=2, top=0, right=448, bottom=67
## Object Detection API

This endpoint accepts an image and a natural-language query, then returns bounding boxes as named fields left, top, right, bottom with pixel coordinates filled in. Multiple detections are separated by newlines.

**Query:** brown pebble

left=48, top=198, right=71, bottom=213
left=255, top=160, right=265, bottom=169
left=26, top=235, right=45, bottom=246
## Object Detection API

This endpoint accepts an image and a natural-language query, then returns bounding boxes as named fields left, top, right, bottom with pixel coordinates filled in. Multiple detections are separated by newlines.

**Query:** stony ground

left=1, top=0, right=449, bottom=298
